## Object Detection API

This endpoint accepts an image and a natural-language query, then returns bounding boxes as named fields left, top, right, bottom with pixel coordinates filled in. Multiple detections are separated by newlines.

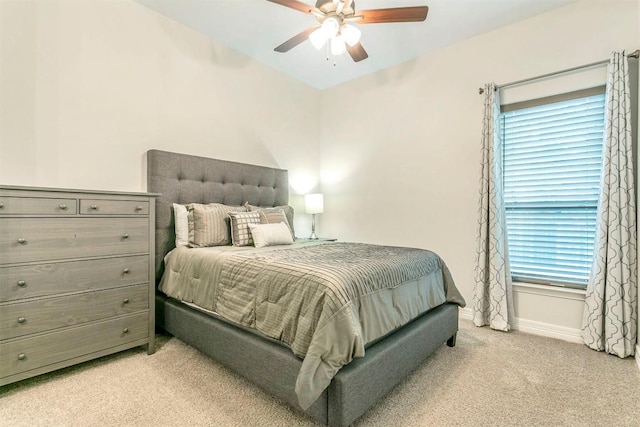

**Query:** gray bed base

left=156, top=294, right=458, bottom=426
left=146, top=149, right=460, bottom=426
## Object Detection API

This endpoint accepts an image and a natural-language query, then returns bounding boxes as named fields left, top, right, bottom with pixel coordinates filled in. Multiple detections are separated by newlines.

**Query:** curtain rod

left=478, top=49, right=639, bottom=94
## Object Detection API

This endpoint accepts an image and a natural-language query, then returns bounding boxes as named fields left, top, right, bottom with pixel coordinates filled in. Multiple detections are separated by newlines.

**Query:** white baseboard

left=510, top=317, right=583, bottom=344
left=459, top=307, right=473, bottom=321
left=459, top=307, right=583, bottom=344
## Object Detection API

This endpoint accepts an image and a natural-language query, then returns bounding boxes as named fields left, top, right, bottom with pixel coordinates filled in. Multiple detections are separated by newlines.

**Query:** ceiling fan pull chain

left=324, top=43, right=336, bottom=66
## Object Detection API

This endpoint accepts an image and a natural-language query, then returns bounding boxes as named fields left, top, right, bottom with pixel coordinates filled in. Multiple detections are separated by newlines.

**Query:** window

left=501, top=87, right=606, bottom=288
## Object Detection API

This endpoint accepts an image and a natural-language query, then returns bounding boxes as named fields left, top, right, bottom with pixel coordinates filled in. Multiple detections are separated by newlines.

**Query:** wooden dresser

left=0, top=185, right=157, bottom=386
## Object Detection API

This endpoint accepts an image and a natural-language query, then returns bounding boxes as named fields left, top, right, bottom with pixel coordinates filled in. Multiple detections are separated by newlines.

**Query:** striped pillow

left=228, top=211, right=262, bottom=246
left=245, top=203, right=295, bottom=238
left=258, top=209, right=294, bottom=240
left=187, top=203, right=246, bottom=247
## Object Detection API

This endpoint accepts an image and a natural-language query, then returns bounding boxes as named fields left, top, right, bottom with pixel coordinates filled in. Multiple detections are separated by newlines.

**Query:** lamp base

left=310, top=213, right=319, bottom=240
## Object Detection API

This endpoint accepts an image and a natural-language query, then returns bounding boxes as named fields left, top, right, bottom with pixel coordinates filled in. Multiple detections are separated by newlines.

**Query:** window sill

left=513, top=281, right=586, bottom=302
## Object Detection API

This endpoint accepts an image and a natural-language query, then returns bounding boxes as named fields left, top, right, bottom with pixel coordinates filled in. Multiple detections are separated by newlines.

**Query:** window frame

left=500, top=86, right=606, bottom=290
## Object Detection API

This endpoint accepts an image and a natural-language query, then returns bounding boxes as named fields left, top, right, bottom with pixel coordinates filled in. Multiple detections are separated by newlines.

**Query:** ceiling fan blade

left=266, top=0, right=314, bottom=14
left=346, top=42, right=368, bottom=62
left=356, top=6, right=429, bottom=24
left=274, top=26, right=320, bottom=52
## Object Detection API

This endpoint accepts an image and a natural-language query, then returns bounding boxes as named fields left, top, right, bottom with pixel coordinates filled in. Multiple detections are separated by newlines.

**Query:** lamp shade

left=304, top=193, right=324, bottom=214
left=340, top=24, right=361, bottom=47
left=321, top=17, right=340, bottom=39
left=309, top=27, right=329, bottom=50
left=330, top=36, right=346, bottom=56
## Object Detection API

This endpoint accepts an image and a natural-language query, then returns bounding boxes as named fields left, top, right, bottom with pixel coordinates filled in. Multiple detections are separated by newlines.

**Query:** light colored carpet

left=1, top=319, right=639, bottom=426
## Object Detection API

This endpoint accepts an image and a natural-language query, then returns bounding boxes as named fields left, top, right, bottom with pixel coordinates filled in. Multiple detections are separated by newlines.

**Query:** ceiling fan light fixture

left=340, top=24, right=361, bottom=46
left=309, top=27, right=329, bottom=49
left=269, top=0, right=428, bottom=62
left=330, top=35, right=346, bottom=55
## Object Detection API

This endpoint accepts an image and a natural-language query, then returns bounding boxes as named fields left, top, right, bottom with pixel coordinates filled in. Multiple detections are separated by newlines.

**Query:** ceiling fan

left=267, top=0, right=429, bottom=62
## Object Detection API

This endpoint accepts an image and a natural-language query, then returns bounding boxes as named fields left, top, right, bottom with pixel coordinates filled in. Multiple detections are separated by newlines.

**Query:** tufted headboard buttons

left=146, top=149, right=289, bottom=281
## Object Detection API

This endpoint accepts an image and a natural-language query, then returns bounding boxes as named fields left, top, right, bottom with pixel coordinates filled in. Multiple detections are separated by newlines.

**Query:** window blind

left=501, top=91, right=605, bottom=287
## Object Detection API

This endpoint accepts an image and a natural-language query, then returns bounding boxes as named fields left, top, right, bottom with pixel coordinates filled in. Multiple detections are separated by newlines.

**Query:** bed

left=147, top=149, right=464, bottom=426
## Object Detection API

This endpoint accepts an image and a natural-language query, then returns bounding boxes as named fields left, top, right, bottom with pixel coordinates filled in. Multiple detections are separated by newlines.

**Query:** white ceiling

left=134, top=0, right=576, bottom=90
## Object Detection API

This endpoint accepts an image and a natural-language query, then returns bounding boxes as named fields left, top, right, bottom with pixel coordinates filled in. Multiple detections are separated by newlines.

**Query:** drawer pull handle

left=123, top=268, right=130, bottom=274
left=17, top=238, right=27, bottom=244
left=59, top=203, right=67, bottom=210
left=135, top=206, right=143, bottom=211
left=18, top=354, right=26, bottom=361
left=122, top=233, right=129, bottom=239
left=17, top=317, right=26, bottom=324
left=17, top=280, right=26, bottom=287
left=123, top=298, right=130, bottom=304
left=90, top=204, right=98, bottom=210
left=0, top=202, right=4, bottom=209
left=123, top=327, right=129, bottom=334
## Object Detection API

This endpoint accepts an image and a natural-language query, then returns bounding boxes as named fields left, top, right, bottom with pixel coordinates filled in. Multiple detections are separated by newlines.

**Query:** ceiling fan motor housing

left=315, top=0, right=356, bottom=19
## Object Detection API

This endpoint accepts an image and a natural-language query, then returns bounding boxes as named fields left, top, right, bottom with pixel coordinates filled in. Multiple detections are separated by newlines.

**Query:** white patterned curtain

left=472, top=83, right=514, bottom=332
left=582, top=51, right=638, bottom=358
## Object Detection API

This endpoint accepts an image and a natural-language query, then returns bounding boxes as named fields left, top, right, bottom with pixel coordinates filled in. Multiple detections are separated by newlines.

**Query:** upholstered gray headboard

left=146, top=149, right=289, bottom=280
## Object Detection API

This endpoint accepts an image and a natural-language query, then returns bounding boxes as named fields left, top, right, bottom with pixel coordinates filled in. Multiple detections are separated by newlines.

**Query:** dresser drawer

left=0, top=196, right=77, bottom=215
left=1, top=284, right=148, bottom=340
left=80, top=199, right=149, bottom=215
left=0, top=217, right=149, bottom=264
left=0, top=312, right=148, bottom=379
left=0, top=255, right=148, bottom=302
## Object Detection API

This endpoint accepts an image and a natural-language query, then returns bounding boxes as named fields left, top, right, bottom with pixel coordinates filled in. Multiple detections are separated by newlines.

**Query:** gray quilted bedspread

left=159, top=241, right=465, bottom=409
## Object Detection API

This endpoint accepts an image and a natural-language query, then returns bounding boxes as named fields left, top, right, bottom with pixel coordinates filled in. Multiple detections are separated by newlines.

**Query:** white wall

left=319, top=0, right=639, bottom=339
left=0, top=0, right=322, bottom=234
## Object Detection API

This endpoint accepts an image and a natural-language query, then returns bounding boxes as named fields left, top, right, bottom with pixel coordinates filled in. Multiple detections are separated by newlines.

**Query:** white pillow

left=173, top=203, right=189, bottom=247
left=248, top=223, right=294, bottom=248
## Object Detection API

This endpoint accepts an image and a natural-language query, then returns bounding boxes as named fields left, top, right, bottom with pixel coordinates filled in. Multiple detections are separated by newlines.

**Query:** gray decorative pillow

left=257, top=209, right=294, bottom=240
left=187, top=203, right=246, bottom=247
left=228, top=211, right=262, bottom=246
left=245, top=203, right=295, bottom=238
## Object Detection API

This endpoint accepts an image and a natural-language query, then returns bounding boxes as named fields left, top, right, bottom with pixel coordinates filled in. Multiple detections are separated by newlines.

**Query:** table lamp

left=304, top=193, right=324, bottom=240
